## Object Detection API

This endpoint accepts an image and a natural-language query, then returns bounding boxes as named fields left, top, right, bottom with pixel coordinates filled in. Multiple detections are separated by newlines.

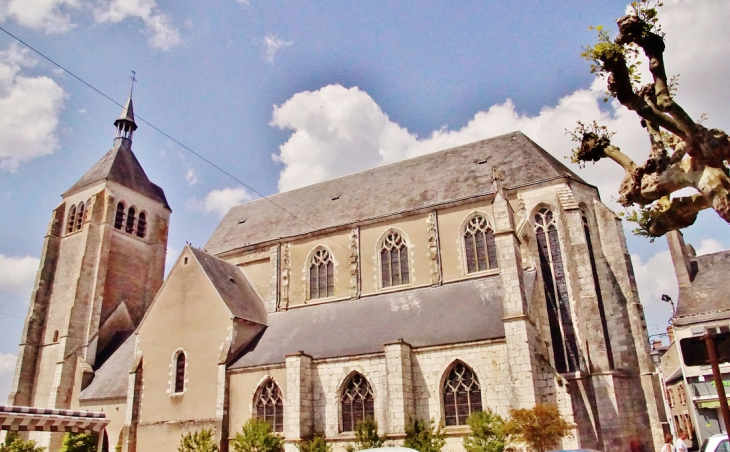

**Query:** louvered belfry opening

left=534, top=208, right=580, bottom=373
left=75, top=202, right=85, bottom=231
left=66, top=205, right=77, bottom=234
left=136, top=212, right=147, bottom=238
left=582, top=210, right=614, bottom=369
left=125, top=207, right=136, bottom=234
left=174, top=352, right=185, bottom=393
left=341, top=373, right=374, bottom=432
left=464, top=215, right=498, bottom=273
left=380, top=232, right=409, bottom=288
left=309, top=248, right=334, bottom=299
left=443, top=362, right=483, bottom=426
left=256, top=379, right=284, bottom=432
left=114, top=202, right=125, bottom=229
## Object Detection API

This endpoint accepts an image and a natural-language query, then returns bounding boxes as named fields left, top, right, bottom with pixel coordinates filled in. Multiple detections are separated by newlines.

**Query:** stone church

left=7, top=99, right=667, bottom=452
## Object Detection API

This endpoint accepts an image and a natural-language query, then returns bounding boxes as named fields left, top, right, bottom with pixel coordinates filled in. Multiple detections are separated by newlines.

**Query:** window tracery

left=443, top=362, right=482, bottom=426
left=534, top=208, right=580, bottom=373
left=309, top=248, right=334, bottom=299
left=463, top=215, right=498, bottom=273
left=380, top=232, right=409, bottom=288
left=255, top=379, right=284, bottom=432
left=341, top=373, right=374, bottom=432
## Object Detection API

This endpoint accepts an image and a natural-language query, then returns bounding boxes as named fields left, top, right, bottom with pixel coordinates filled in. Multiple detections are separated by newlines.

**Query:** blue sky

left=0, top=0, right=728, bottom=401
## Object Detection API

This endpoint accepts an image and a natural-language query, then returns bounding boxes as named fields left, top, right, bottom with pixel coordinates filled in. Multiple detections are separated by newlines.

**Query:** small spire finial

left=130, top=71, right=137, bottom=98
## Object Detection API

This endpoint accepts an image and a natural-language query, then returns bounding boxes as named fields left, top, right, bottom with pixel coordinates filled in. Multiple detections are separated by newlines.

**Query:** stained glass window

left=341, top=373, right=374, bottom=432
left=381, top=232, right=409, bottom=288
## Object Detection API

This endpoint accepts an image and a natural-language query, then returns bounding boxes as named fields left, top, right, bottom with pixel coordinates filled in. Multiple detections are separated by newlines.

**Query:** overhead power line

left=0, top=25, right=375, bottom=285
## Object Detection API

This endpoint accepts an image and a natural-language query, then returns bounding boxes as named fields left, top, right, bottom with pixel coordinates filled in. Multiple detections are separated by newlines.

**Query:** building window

left=535, top=208, right=580, bottom=373
left=125, top=207, right=136, bottom=234
left=136, top=212, right=147, bottom=238
left=464, top=215, right=498, bottom=273
left=67, top=205, right=77, bottom=234
left=255, top=379, right=284, bottom=433
left=75, top=202, right=85, bottom=231
left=380, top=232, right=409, bottom=288
left=582, top=210, right=614, bottom=370
left=309, top=248, right=334, bottom=299
left=174, top=351, right=186, bottom=394
left=52, top=330, right=59, bottom=342
left=341, top=373, right=374, bottom=432
left=443, top=362, right=482, bottom=426
left=114, top=202, right=125, bottom=229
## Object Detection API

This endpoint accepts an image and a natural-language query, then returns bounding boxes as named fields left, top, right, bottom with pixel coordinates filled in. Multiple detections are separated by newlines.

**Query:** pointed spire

left=114, top=72, right=138, bottom=142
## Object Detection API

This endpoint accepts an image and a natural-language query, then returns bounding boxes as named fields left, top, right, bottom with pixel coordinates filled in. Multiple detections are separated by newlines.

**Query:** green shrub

left=0, top=432, right=45, bottom=452
left=231, top=419, right=283, bottom=452
left=345, top=418, right=384, bottom=452
left=60, top=433, right=98, bottom=452
left=296, top=433, right=331, bottom=452
left=403, top=418, right=445, bottom=452
left=463, top=410, right=508, bottom=452
left=178, top=429, right=219, bottom=452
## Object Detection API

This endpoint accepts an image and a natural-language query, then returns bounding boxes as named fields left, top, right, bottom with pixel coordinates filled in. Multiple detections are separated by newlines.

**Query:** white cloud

left=631, top=251, right=677, bottom=335
left=0, top=44, right=65, bottom=171
left=94, top=0, right=181, bottom=50
left=186, top=187, right=252, bottom=218
left=0, top=0, right=80, bottom=33
left=0, top=254, right=39, bottom=297
left=185, top=169, right=198, bottom=186
left=695, top=238, right=725, bottom=256
left=264, top=34, right=292, bottom=63
left=0, top=0, right=180, bottom=50
left=271, top=0, right=730, bottom=210
left=0, top=353, right=16, bottom=404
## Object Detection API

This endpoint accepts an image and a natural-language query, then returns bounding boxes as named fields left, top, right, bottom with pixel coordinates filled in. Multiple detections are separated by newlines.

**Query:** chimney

left=666, top=230, right=697, bottom=287
left=667, top=325, right=675, bottom=344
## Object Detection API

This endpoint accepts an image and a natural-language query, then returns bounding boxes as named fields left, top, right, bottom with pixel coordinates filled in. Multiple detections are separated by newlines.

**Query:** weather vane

left=130, top=70, right=137, bottom=97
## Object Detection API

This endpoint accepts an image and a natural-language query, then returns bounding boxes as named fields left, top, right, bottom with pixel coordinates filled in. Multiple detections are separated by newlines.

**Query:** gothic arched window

left=75, top=202, right=85, bottom=231
left=341, top=373, right=374, bottom=432
left=114, top=202, right=125, bottom=229
left=136, top=212, right=147, bottom=238
left=443, top=362, right=482, bottom=426
left=534, top=208, right=579, bottom=373
left=125, top=207, right=136, bottom=234
left=174, top=351, right=185, bottom=394
left=380, top=232, right=409, bottom=288
left=582, top=209, right=614, bottom=369
left=255, top=379, right=284, bottom=432
left=309, top=248, right=334, bottom=299
left=464, top=215, right=498, bottom=273
left=66, top=205, right=77, bottom=234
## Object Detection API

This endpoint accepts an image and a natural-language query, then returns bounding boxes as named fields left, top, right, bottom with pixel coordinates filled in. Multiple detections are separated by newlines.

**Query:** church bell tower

left=7, top=96, right=170, bottom=448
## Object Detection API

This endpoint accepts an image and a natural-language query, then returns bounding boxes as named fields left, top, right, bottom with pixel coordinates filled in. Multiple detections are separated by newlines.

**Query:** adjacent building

left=8, top=99, right=667, bottom=452
left=659, top=231, right=730, bottom=445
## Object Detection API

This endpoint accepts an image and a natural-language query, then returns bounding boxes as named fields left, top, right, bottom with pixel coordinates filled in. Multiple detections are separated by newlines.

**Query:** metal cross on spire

left=130, top=70, right=137, bottom=98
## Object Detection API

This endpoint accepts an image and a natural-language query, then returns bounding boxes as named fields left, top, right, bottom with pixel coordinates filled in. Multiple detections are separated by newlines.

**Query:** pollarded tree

left=570, top=0, right=730, bottom=237
left=503, top=404, right=573, bottom=452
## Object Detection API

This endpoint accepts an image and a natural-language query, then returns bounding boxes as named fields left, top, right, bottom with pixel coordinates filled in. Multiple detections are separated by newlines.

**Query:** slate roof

left=230, top=276, right=505, bottom=369
left=190, top=247, right=268, bottom=325
left=205, top=132, right=589, bottom=255
left=78, top=335, right=135, bottom=401
left=63, top=139, right=170, bottom=210
left=675, top=250, right=730, bottom=322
